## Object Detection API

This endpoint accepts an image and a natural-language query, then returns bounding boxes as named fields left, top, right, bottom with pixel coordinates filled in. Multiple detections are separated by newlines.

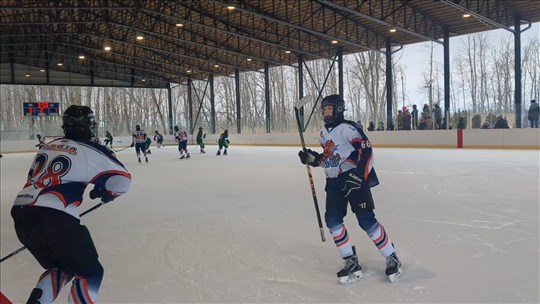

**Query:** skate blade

left=338, top=270, right=364, bottom=285
left=388, top=267, right=403, bottom=283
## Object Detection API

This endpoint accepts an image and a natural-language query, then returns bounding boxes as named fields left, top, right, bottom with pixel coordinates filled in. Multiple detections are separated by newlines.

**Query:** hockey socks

left=367, top=223, right=394, bottom=257
left=329, top=224, right=353, bottom=258
left=30, top=268, right=73, bottom=303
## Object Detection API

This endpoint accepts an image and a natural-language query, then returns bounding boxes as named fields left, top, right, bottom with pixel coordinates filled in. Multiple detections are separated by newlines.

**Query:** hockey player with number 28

left=10, top=105, right=132, bottom=303
left=298, top=94, right=402, bottom=284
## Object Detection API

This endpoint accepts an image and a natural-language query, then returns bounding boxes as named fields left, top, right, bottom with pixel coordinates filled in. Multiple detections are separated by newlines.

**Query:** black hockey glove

left=89, top=189, right=115, bottom=204
left=130, top=143, right=134, bottom=147
left=340, top=169, right=364, bottom=198
left=298, top=149, right=322, bottom=167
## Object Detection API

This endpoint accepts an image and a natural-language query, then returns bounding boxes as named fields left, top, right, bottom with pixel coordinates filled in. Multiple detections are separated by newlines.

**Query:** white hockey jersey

left=318, top=121, right=378, bottom=188
left=13, top=138, right=132, bottom=219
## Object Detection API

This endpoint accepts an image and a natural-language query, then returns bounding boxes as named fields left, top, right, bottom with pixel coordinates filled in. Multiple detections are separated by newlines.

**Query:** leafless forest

left=1, top=32, right=538, bottom=140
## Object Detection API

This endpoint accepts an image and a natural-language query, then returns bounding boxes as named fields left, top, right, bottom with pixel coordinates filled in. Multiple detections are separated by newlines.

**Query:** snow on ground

left=1, top=145, right=539, bottom=303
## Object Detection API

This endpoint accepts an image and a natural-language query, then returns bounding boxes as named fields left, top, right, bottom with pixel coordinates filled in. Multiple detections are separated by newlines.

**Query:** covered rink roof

left=1, top=0, right=539, bottom=88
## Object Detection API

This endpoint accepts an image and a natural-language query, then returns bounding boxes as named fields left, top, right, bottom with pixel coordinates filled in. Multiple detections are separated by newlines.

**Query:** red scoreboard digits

left=23, top=102, right=60, bottom=116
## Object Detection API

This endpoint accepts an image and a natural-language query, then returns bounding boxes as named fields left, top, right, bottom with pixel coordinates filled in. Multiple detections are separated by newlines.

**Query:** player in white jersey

left=11, top=105, right=132, bottom=303
left=298, top=95, right=402, bottom=284
left=174, top=126, right=190, bottom=159
left=131, top=124, right=148, bottom=162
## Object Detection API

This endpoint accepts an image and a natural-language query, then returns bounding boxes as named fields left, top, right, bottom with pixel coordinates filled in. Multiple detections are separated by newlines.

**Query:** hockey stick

left=114, top=146, right=131, bottom=153
left=0, top=202, right=104, bottom=263
left=294, top=95, right=326, bottom=242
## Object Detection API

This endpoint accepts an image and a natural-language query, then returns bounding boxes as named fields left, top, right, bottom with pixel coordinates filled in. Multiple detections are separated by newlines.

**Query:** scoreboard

left=23, top=102, right=60, bottom=116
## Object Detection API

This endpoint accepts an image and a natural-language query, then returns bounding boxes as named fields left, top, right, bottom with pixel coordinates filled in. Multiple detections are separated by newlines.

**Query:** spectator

left=104, top=131, right=113, bottom=148
left=457, top=117, right=466, bottom=129
left=528, top=100, right=539, bottom=128
left=377, top=121, right=385, bottom=131
left=422, top=104, right=431, bottom=129
left=403, top=109, right=412, bottom=130
left=418, top=117, right=427, bottom=130
left=433, top=104, right=442, bottom=129
left=397, top=110, right=404, bottom=130
left=367, top=121, right=375, bottom=131
left=481, top=120, right=490, bottom=129
left=494, top=116, right=509, bottom=129
left=411, top=104, right=419, bottom=130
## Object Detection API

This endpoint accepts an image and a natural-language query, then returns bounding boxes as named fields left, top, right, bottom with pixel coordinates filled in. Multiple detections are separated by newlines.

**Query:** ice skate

left=186, top=153, right=191, bottom=159
left=337, top=252, right=363, bottom=284
left=179, top=155, right=185, bottom=159
left=145, top=156, right=148, bottom=163
left=138, top=157, right=141, bottom=163
left=223, top=150, right=227, bottom=155
left=200, top=149, right=205, bottom=153
left=147, top=150, right=151, bottom=154
left=216, top=150, right=221, bottom=156
left=26, top=288, right=42, bottom=304
left=385, top=252, right=403, bottom=282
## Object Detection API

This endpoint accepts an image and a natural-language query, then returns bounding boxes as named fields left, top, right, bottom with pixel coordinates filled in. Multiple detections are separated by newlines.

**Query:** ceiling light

left=227, top=6, right=235, bottom=10
left=78, top=55, right=85, bottom=59
left=40, top=69, right=45, bottom=72
left=389, top=28, right=397, bottom=33
left=331, top=40, right=338, bottom=44
left=186, top=69, right=192, bottom=73
left=136, top=35, right=144, bottom=40
left=104, top=46, right=111, bottom=51
left=57, top=63, right=63, bottom=66
left=214, top=64, right=219, bottom=68
left=176, top=23, right=183, bottom=27
left=247, top=58, right=252, bottom=62
left=285, top=50, right=291, bottom=54
left=25, top=74, right=30, bottom=77
left=462, top=13, right=471, bottom=18
left=142, top=79, right=146, bottom=82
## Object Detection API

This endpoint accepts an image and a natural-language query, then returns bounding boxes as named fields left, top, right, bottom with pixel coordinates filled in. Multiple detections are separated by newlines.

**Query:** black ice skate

left=223, top=150, right=227, bottom=155
left=179, top=155, right=185, bottom=159
left=26, top=288, right=42, bottom=304
left=200, top=149, right=205, bottom=153
left=385, top=252, right=403, bottom=282
left=145, top=156, right=148, bottom=163
left=216, top=150, right=221, bottom=156
left=337, top=247, right=363, bottom=284
left=186, top=153, right=191, bottom=159
left=138, top=157, right=141, bottom=163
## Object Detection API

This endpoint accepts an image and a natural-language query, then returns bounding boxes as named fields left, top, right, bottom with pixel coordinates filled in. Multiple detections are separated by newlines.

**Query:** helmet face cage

left=62, top=105, right=96, bottom=140
left=321, top=95, right=345, bottom=125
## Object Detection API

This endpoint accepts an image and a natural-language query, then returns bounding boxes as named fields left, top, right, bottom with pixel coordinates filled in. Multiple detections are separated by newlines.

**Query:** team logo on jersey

left=322, top=140, right=340, bottom=168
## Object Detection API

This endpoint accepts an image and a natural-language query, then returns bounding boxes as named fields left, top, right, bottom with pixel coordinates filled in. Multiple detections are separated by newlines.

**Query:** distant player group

left=124, top=125, right=230, bottom=162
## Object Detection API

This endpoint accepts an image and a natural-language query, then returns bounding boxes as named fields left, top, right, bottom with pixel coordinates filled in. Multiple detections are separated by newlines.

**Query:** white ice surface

left=1, top=146, right=539, bottom=303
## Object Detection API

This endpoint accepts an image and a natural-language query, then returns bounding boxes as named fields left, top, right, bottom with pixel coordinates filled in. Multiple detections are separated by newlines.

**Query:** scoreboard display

left=23, top=102, right=60, bottom=116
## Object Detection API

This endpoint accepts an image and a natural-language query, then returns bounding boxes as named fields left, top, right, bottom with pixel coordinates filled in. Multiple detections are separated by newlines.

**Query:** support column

left=167, top=83, right=173, bottom=135
left=385, top=38, right=393, bottom=130
left=210, top=74, right=216, bottom=134
left=337, top=47, right=344, bottom=97
left=514, top=14, right=522, bottom=128
left=444, top=28, right=451, bottom=129
left=264, top=62, right=271, bottom=133
left=298, top=54, right=304, bottom=130
left=235, top=69, right=241, bottom=134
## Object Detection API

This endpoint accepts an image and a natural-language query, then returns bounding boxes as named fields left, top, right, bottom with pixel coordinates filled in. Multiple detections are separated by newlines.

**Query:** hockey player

left=154, top=130, right=164, bottom=148
left=145, top=137, right=152, bottom=154
left=11, top=105, right=132, bottom=303
left=196, top=127, right=206, bottom=153
left=174, top=126, right=190, bottom=159
left=130, top=124, right=148, bottom=162
left=216, top=129, right=229, bottom=156
left=35, top=134, right=45, bottom=149
left=104, top=131, right=113, bottom=148
left=298, top=94, right=403, bottom=284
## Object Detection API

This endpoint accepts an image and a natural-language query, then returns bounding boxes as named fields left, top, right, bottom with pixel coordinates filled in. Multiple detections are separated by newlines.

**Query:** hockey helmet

left=36, top=134, right=41, bottom=138
left=174, top=125, right=179, bottom=132
left=136, top=125, right=141, bottom=131
left=62, top=105, right=96, bottom=140
left=321, top=94, right=345, bottom=125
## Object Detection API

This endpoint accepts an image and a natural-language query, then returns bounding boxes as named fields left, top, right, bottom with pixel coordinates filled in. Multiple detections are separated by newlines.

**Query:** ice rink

left=1, top=145, right=539, bottom=303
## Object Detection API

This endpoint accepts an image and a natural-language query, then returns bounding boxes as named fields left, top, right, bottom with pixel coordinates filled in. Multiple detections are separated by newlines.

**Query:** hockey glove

left=298, top=149, right=322, bottom=167
left=89, top=189, right=115, bottom=203
left=130, top=143, right=134, bottom=147
left=340, top=169, right=364, bottom=198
